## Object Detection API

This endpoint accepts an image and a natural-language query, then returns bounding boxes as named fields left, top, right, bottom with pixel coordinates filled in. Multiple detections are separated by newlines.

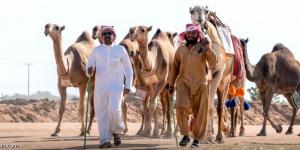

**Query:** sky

left=0, top=0, right=300, bottom=99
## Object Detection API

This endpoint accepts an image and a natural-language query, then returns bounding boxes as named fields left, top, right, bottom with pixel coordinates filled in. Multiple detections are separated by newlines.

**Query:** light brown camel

left=44, top=23, right=96, bottom=136
left=129, top=26, right=177, bottom=137
left=190, top=6, right=247, bottom=143
left=241, top=39, right=299, bottom=136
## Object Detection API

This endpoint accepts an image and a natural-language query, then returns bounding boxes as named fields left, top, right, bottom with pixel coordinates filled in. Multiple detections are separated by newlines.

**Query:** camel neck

left=52, top=36, right=67, bottom=75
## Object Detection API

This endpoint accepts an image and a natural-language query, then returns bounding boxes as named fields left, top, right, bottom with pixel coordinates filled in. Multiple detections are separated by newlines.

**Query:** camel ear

left=147, top=26, right=152, bottom=32
left=156, top=28, right=161, bottom=34
left=173, top=32, right=177, bottom=37
left=111, top=26, right=114, bottom=28
left=189, top=7, right=193, bottom=13
left=61, top=26, right=65, bottom=31
left=245, top=38, right=249, bottom=43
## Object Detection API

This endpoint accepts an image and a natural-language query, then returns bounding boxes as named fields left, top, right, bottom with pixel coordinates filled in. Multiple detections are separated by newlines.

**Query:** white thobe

left=86, top=43, right=133, bottom=144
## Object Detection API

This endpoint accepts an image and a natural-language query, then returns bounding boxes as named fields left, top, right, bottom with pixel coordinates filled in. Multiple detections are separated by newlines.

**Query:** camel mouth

left=92, top=36, right=98, bottom=39
left=44, top=31, right=49, bottom=36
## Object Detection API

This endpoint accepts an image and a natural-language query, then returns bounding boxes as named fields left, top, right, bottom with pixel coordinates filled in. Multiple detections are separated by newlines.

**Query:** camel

left=128, top=26, right=177, bottom=137
left=190, top=6, right=247, bottom=143
left=44, top=23, right=96, bottom=136
left=241, top=38, right=299, bottom=136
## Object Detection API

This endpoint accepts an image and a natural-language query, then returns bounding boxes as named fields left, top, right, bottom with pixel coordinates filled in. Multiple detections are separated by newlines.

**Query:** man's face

left=101, top=31, right=114, bottom=45
left=186, top=30, right=198, bottom=45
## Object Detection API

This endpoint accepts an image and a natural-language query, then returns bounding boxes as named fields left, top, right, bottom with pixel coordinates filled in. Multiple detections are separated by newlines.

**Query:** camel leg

left=159, top=93, right=166, bottom=136
left=87, top=83, right=95, bottom=135
left=121, top=99, right=128, bottom=134
left=152, top=100, right=160, bottom=137
left=284, top=94, right=298, bottom=135
left=51, top=83, right=67, bottom=136
left=164, top=90, right=173, bottom=138
left=78, top=84, right=87, bottom=136
left=136, top=94, right=148, bottom=135
left=239, top=97, right=245, bottom=136
left=229, top=107, right=236, bottom=137
left=205, top=69, right=224, bottom=142
left=215, top=77, right=230, bottom=143
left=257, top=89, right=276, bottom=136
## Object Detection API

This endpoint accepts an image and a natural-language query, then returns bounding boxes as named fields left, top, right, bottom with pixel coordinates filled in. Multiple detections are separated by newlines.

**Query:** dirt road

left=1, top=123, right=300, bottom=149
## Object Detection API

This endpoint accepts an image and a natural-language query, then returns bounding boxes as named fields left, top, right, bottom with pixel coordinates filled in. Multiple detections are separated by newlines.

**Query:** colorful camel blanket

left=231, top=35, right=246, bottom=79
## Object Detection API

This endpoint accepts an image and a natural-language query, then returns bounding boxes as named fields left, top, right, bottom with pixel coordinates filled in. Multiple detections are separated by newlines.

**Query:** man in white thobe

left=86, top=26, right=133, bottom=148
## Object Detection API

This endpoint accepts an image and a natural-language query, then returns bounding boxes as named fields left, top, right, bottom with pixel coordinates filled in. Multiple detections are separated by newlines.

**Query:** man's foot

left=113, top=134, right=121, bottom=146
left=99, top=142, right=112, bottom=149
left=179, top=135, right=190, bottom=147
left=191, top=140, right=199, bottom=148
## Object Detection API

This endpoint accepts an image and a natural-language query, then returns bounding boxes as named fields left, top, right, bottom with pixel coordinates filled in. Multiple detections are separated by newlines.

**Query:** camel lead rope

left=84, top=77, right=91, bottom=149
left=170, top=93, right=178, bottom=147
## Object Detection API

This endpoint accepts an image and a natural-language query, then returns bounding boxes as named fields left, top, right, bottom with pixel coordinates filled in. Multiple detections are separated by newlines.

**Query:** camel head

left=129, top=26, right=152, bottom=43
left=190, top=5, right=210, bottom=25
left=44, top=23, right=65, bottom=39
left=240, top=38, right=249, bottom=50
left=120, top=37, right=139, bottom=59
left=152, top=28, right=177, bottom=46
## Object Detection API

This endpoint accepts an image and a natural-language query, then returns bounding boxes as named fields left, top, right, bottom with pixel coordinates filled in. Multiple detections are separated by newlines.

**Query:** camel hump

left=272, top=43, right=290, bottom=52
left=75, top=31, right=93, bottom=43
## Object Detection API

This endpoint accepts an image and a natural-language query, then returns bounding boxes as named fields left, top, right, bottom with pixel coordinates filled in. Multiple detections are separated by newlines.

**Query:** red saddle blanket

left=231, top=35, right=245, bottom=79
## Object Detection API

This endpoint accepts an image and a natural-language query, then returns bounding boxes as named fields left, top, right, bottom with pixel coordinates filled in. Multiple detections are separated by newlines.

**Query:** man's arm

left=168, top=47, right=181, bottom=90
left=120, top=46, right=134, bottom=94
left=86, top=47, right=97, bottom=77
left=203, top=36, right=218, bottom=69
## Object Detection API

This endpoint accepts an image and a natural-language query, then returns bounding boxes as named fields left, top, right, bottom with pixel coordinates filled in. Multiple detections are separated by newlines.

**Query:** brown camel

left=190, top=6, right=248, bottom=143
left=129, top=26, right=177, bottom=137
left=44, top=24, right=96, bottom=136
left=241, top=38, right=299, bottom=136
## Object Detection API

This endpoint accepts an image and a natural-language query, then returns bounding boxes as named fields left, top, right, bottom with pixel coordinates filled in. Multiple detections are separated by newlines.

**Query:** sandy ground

left=1, top=123, right=300, bottom=150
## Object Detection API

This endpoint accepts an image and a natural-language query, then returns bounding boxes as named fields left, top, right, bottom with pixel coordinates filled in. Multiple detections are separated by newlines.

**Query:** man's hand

left=87, top=67, right=93, bottom=77
left=123, top=88, right=130, bottom=95
left=202, top=35, right=211, bottom=50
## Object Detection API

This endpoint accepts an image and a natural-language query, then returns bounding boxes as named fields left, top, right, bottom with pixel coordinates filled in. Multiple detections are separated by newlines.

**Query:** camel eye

left=141, top=28, right=145, bottom=33
left=130, top=51, right=134, bottom=57
left=55, top=26, right=59, bottom=30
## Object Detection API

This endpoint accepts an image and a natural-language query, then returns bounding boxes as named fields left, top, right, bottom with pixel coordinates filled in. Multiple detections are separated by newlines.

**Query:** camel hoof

left=136, top=129, right=143, bottom=136
left=239, top=131, right=245, bottom=136
left=229, top=132, right=236, bottom=138
left=51, top=132, right=61, bottom=137
left=285, top=128, right=293, bottom=135
left=163, top=131, right=172, bottom=139
left=257, top=132, right=266, bottom=136
left=276, top=124, right=283, bottom=133
left=123, top=128, right=128, bottom=135
left=215, top=134, right=224, bottom=144
left=215, top=138, right=225, bottom=144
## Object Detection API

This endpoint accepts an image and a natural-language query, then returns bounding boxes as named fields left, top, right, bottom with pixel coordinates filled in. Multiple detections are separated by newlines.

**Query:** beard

left=186, top=38, right=198, bottom=46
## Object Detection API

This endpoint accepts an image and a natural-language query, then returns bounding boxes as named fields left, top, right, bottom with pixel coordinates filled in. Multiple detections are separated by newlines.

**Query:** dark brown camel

left=241, top=38, right=299, bottom=136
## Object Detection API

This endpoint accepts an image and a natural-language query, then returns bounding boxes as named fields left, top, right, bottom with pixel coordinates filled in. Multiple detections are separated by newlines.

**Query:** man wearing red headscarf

left=168, top=24, right=217, bottom=148
left=86, top=26, right=133, bottom=148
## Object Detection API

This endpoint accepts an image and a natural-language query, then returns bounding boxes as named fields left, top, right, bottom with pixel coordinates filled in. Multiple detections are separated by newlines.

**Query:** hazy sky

left=0, top=0, right=299, bottom=99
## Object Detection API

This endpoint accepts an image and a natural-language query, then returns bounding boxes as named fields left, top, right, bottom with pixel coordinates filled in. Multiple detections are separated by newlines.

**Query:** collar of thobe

left=103, top=43, right=115, bottom=48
